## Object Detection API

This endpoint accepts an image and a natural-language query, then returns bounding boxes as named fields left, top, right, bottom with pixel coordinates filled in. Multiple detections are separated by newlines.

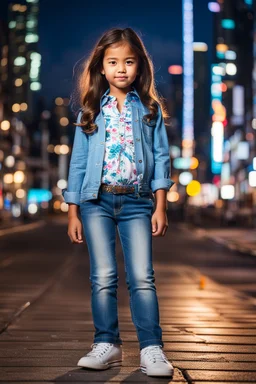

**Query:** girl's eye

left=126, top=61, right=134, bottom=65
left=109, top=61, right=116, bottom=65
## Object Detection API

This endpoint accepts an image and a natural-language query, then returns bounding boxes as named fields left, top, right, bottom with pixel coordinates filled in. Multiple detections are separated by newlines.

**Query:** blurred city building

left=0, top=0, right=70, bottom=223
left=0, top=0, right=42, bottom=222
left=193, top=43, right=211, bottom=184
left=168, top=0, right=256, bottom=227
left=207, top=0, right=255, bottom=225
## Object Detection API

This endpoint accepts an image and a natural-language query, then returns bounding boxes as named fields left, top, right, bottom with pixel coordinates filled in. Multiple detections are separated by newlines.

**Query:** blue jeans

left=79, top=189, right=164, bottom=350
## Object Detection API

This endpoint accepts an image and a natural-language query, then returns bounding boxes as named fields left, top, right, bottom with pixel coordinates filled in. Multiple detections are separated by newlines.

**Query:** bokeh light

left=186, top=180, right=201, bottom=197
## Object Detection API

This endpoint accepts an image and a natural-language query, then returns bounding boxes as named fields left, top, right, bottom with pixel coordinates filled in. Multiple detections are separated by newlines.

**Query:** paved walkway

left=189, top=226, right=256, bottom=258
left=0, top=221, right=256, bottom=382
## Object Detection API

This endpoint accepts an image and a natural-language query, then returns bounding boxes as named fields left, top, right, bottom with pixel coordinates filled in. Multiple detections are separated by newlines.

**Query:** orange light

left=213, top=113, right=226, bottom=122
left=53, top=201, right=61, bottom=210
left=212, top=101, right=226, bottom=122
left=190, top=157, right=199, bottom=170
left=215, top=199, right=223, bottom=208
left=216, top=43, right=228, bottom=52
left=246, top=132, right=254, bottom=141
left=168, top=65, right=183, bottom=75
left=167, top=191, right=179, bottom=203
left=221, top=83, right=227, bottom=92
left=199, top=275, right=206, bottom=290
left=55, top=97, right=63, bottom=106
left=182, top=139, right=193, bottom=149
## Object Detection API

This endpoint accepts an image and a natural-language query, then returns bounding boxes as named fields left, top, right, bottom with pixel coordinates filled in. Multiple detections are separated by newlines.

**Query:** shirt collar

left=100, top=87, right=140, bottom=107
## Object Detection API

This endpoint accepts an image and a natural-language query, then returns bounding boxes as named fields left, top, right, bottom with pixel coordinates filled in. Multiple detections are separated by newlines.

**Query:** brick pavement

left=0, top=228, right=256, bottom=383
left=193, top=227, right=256, bottom=258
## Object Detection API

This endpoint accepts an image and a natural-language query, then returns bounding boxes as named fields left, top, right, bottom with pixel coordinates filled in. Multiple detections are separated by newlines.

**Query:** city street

left=0, top=215, right=256, bottom=383
left=1, top=0, right=256, bottom=382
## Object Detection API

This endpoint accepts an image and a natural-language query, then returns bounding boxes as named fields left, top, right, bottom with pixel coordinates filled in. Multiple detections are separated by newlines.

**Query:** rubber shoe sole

left=140, top=365, right=174, bottom=377
left=77, top=359, right=122, bottom=370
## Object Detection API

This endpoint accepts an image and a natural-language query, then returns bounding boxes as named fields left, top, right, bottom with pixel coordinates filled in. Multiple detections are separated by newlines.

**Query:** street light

left=1, top=120, right=10, bottom=131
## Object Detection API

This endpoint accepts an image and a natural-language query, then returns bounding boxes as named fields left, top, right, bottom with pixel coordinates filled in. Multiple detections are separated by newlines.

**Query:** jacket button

left=136, top=138, right=140, bottom=142
left=92, top=193, right=96, bottom=197
left=139, top=160, right=142, bottom=163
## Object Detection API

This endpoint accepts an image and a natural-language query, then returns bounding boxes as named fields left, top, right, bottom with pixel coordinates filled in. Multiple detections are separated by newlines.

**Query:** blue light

left=245, top=0, right=252, bottom=5
left=211, top=161, right=222, bottom=174
left=211, top=64, right=223, bottom=173
left=173, top=157, right=191, bottom=169
left=27, top=189, right=52, bottom=203
left=221, top=19, right=235, bottom=29
left=216, top=51, right=225, bottom=59
left=225, top=50, right=236, bottom=60
left=4, top=199, right=11, bottom=210
left=182, top=0, right=194, bottom=143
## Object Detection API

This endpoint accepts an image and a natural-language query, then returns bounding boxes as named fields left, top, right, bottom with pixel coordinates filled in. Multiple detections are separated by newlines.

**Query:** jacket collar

left=100, top=87, right=140, bottom=107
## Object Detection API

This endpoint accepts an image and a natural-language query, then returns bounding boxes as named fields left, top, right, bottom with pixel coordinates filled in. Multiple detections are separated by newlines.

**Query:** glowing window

left=30, top=82, right=41, bottom=91
left=25, top=34, right=39, bottom=43
left=221, top=19, right=235, bottom=29
left=9, top=21, right=16, bottom=28
left=14, top=57, right=26, bottom=66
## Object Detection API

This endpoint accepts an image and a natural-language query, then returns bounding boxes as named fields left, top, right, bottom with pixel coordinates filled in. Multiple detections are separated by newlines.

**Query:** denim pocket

left=138, top=194, right=155, bottom=207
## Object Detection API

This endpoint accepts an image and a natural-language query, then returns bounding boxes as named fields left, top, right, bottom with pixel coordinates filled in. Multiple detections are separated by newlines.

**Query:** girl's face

left=101, top=42, right=139, bottom=93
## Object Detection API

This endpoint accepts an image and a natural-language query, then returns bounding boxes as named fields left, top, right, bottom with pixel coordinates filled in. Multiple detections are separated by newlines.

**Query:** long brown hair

left=73, top=27, right=168, bottom=133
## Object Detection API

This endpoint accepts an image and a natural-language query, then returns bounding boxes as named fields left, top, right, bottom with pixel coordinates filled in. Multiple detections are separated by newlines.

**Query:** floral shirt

left=101, top=91, right=138, bottom=185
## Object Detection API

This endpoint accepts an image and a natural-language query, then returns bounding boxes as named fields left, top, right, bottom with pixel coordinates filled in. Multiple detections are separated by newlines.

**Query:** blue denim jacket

left=62, top=88, right=174, bottom=205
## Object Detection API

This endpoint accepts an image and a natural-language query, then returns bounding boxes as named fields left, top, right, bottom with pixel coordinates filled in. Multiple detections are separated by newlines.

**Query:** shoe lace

left=143, top=346, right=167, bottom=363
left=87, top=343, right=112, bottom=358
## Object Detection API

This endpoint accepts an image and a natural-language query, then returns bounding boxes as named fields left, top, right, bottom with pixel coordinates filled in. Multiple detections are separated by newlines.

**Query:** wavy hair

left=72, top=27, right=168, bottom=134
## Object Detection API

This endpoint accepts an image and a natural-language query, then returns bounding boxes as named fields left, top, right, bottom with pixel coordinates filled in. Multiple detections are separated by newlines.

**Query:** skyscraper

left=0, top=0, right=43, bottom=222
left=209, top=0, right=254, bottom=223
left=7, top=0, right=41, bottom=122
left=193, top=42, right=211, bottom=182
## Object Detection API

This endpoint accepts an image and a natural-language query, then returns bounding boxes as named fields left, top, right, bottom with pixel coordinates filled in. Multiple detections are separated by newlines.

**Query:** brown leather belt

left=100, top=184, right=135, bottom=194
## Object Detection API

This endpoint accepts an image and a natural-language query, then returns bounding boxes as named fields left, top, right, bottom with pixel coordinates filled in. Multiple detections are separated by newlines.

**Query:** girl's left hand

left=151, top=210, right=168, bottom=237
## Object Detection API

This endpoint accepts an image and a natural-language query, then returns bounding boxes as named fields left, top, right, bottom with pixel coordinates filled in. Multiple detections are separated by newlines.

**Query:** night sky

left=2, top=0, right=213, bottom=107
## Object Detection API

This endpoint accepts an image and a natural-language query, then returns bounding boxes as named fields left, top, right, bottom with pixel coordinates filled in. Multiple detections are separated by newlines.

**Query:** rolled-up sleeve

left=150, top=106, right=175, bottom=193
left=62, top=111, right=88, bottom=205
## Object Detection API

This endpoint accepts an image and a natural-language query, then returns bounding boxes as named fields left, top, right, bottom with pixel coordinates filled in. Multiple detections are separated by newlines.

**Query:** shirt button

left=92, top=194, right=96, bottom=197
left=136, top=138, right=140, bottom=142
left=139, top=160, right=142, bottom=163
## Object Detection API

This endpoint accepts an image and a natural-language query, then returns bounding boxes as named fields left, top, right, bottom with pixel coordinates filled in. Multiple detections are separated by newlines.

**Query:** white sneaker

left=77, top=342, right=123, bottom=370
left=140, top=345, right=174, bottom=377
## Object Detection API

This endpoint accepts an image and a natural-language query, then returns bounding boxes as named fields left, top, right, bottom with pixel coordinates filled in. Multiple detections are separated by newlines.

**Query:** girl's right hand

left=68, top=217, right=84, bottom=244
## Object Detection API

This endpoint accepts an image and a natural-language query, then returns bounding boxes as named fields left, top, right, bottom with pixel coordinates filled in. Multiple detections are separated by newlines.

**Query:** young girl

left=62, top=27, right=174, bottom=377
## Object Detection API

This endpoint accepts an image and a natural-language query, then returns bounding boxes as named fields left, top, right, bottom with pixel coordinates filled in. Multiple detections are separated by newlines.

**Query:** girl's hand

left=151, top=210, right=168, bottom=237
left=68, top=217, right=84, bottom=244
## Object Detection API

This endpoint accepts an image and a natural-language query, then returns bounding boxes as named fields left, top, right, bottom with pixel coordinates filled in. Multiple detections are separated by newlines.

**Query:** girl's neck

left=108, top=86, right=133, bottom=100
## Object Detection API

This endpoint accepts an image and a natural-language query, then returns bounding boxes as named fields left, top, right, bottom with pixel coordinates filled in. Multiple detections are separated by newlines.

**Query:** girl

left=62, top=27, right=174, bottom=377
